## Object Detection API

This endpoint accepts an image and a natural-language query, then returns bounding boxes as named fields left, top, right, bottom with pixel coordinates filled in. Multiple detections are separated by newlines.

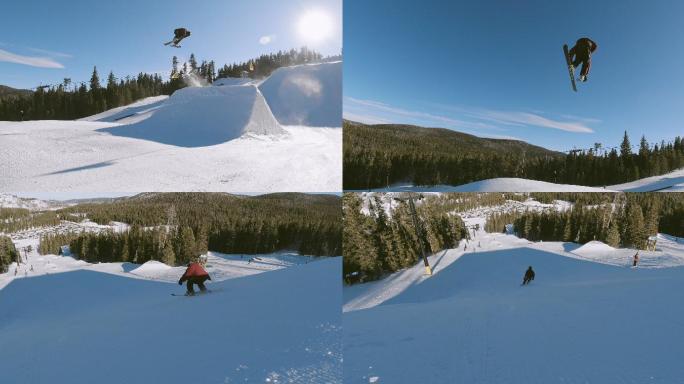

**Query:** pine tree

left=605, top=220, right=620, bottom=248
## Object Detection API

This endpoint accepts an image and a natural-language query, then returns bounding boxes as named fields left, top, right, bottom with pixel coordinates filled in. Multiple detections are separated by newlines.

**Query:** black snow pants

left=186, top=275, right=209, bottom=294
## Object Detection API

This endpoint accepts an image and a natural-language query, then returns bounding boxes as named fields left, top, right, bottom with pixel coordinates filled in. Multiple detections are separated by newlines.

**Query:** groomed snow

left=374, top=178, right=615, bottom=192
left=343, top=210, right=684, bottom=383
left=0, top=257, right=341, bottom=384
left=372, top=168, right=684, bottom=193
left=99, top=85, right=285, bottom=147
left=0, top=122, right=340, bottom=192
left=609, top=167, right=684, bottom=192
left=0, top=62, right=341, bottom=192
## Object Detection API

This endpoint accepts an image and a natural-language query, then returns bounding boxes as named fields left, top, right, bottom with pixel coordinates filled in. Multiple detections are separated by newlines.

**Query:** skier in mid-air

left=178, top=260, right=211, bottom=296
left=568, top=37, right=598, bottom=82
left=165, top=27, right=191, bottom=47
left=522, top=266, right=535, bottom=285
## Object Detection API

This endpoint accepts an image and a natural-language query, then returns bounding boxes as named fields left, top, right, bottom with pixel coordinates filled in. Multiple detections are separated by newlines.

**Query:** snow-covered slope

left=374, top=178, right=614, bottom=192
left=609, top=167, right=684, bottom=192
left=344, top=219, right=684, bottom=383
left=100, top=85, right=285, bottom=147
left=78, top=96, right=168, bottom=123
left=0, top=257, right=341, bottom=384
left=372, top=168, right=684, bottom=193
left=0, top=193, right=67, bottom=211
left=0, top=63, right=341, bottom=192
left=259, top=62, right=342, bottom=127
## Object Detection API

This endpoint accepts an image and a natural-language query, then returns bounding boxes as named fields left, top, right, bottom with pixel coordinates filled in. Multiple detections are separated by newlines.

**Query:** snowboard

left=563, top=44, right=578, bottom=92
left=172, top=289, right=215, bottom=297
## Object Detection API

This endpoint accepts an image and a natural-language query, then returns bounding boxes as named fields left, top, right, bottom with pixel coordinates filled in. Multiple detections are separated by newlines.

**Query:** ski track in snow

left=344, top=202, right=684, bottom=384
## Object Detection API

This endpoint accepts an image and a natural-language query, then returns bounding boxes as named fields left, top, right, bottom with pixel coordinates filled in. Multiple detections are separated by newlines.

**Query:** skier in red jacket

left=178, top=261, right=211, bottom=296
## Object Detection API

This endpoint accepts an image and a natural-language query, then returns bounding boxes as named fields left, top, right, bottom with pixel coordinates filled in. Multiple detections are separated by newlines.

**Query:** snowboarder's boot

left=579, top=75, right=588, bottom=82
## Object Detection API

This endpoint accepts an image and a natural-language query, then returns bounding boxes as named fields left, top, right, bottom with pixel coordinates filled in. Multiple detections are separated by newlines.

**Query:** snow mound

left=213, top=77, right=254, bottom=87
left=79, top=96, right=168, bottom=123
left=572, top=240, right=616, bottom=255
left=99, top=85, right=285, bottom=147
left=259, top=62, right=342, bottom=127
left=378, top=178, right=615, bottom=192
left=128, top=260, right=173, bottom=277
left=609, top=167, right=684, bottom=192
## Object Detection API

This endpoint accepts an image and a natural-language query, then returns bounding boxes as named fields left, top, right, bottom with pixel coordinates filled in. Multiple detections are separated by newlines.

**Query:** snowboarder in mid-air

left=568, top=37, right=598, bottom=82
left=165, top=27, right=191, bottom=48
left=522, top=266, right=535, bottom=286
left=178, top=260, right=211, bottom=296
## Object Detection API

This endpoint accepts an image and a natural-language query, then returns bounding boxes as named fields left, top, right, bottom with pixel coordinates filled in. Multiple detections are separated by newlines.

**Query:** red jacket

left=179, top=262, right=210, bottom=282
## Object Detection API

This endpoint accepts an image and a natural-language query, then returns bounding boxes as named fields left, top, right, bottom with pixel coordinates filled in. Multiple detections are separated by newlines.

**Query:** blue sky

left=344, top=0, right=684, bottom=152
left=0, top=0, right=341, bottom=90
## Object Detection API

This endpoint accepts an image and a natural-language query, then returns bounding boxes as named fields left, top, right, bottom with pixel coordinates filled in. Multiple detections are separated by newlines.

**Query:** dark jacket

left=524, top=267, right=535, bottom=281
left=576, top=37, right=598, bottom=54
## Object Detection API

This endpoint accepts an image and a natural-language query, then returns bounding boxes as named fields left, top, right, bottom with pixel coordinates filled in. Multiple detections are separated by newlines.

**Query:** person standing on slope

left=633, top=252, right=639, bottom=267
left=178, top=261, right=211, bottom=296
left=522, top=266, right=535, bottom=285
left=568, top=37, right=598, bottom=82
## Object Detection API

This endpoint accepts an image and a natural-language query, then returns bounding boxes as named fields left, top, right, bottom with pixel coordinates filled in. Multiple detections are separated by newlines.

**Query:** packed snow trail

left=343, top=221, right=684, bottom=383
left=0, top=258, right=341, bottom=384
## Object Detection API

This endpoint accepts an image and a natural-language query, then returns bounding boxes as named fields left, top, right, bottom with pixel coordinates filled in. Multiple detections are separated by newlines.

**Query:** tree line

left=36, top=193, right=341, bottom=266
left=344, top=121, right=684, bottom=189
left=485, top=193, right=684, bottom=248
left=0, top=236, right=19, bottom=273
left=0, top=47, right=330, bottom=121
left=0, top=208, right=61, bottom=233
left=343, top=193, right=469, bottom=284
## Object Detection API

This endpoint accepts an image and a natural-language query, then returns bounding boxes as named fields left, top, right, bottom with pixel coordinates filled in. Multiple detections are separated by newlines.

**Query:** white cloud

left=345, top=97, right=597, bottom=135
left=259, top=35, right=275, bottom=45
left=0, top=48, right=64, bottom=69
left=26, top=47, right=72, bottom=59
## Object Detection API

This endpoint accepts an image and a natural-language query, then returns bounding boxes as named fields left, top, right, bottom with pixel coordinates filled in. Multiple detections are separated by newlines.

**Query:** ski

left=563, top=44, right=578, bottom=92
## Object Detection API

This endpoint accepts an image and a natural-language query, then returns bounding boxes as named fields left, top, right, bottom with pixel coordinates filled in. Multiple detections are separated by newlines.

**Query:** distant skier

left=632, top=252, right=639, bottom=267
left=522, top=266, right=535, bottom=285
left=164, top=27, right=191, bottom=47
left=568, top=37, right=598, bottom=82
left=178, top=261, right=211, bottom=296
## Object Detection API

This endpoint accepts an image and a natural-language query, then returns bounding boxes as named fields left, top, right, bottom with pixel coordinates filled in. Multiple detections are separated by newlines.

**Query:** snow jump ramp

left=99, top=84, right=284, bottom=147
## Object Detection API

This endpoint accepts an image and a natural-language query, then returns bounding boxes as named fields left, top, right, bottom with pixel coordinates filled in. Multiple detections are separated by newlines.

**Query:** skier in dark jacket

left=165, top=28, right=191, bottom=47
left=568, top=37, right=598, bottom=82
left=178, top=261, right=211, bottom=295
left=633, top=252, right=639, bottom=267
left=522, top=266, right=535, bottom=285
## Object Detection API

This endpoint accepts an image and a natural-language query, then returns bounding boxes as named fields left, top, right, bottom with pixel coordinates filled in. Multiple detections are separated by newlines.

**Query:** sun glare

left=297, top=10, right=333, bottom=43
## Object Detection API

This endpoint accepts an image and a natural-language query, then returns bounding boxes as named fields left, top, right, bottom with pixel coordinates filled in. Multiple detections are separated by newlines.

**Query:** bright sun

left=297, top=10, right=333, bottom=43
